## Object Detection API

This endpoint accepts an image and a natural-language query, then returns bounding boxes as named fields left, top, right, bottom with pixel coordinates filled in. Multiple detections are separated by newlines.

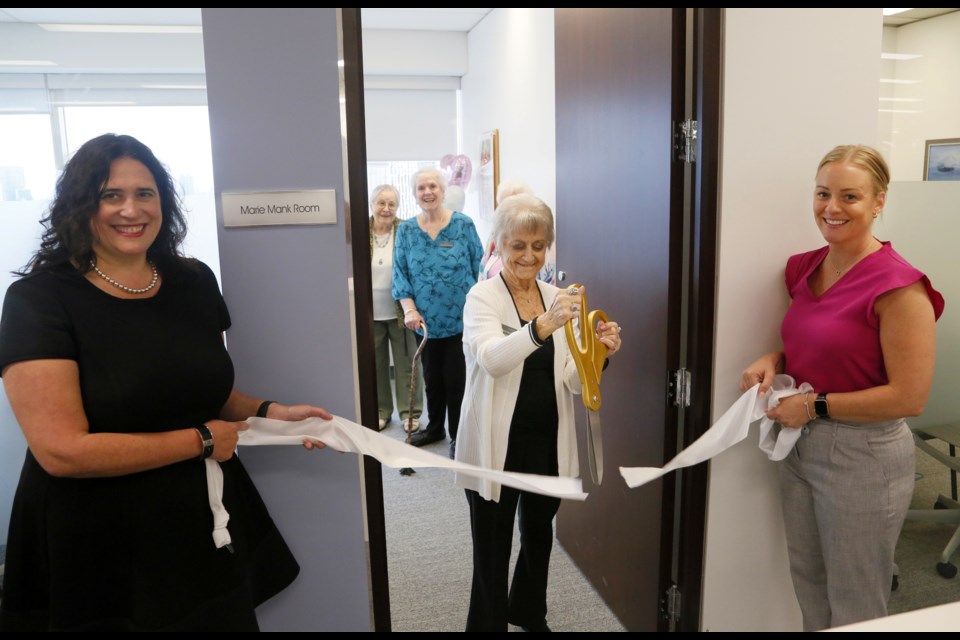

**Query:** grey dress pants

left=779, top=418, right=914, bottom=631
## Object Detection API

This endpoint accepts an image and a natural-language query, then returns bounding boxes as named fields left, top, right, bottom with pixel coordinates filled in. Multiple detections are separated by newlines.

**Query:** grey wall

left=201, top=8, right=370, bottom=631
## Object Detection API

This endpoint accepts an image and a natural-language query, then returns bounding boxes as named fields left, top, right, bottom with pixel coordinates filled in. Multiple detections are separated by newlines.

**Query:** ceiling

left=0, top=8, right=955, bottom=30
left=0, top=8, right=494, bottom=31
left=882, top=7, right=959, bottom=26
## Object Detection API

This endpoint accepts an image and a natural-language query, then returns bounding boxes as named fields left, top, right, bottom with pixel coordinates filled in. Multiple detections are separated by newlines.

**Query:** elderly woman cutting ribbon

left=453, top=194, right=622, bottom=632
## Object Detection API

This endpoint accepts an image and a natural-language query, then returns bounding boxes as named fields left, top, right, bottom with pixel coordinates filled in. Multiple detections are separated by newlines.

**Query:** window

left=0, top=74, right=219, bottom=280
left=0, top=114, right=57, bottom=202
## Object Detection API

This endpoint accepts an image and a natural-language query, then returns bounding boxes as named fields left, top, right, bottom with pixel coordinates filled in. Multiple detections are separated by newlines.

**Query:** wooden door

left=554, top=8, right=720, bottom=631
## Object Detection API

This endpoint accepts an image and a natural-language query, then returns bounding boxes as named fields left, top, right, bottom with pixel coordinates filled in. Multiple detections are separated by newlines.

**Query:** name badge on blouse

left=439, top=241, right=454, bottom=248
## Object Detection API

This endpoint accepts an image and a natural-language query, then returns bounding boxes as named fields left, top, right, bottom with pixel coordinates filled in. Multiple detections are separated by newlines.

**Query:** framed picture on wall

left=478, top=129, right=500, bottom=220
left=923, top=138, right=960, bottom=181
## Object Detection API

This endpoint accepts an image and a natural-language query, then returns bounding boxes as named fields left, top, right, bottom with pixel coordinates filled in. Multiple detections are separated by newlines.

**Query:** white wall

left=701, top=8, right=883, bottom=632
left=460, top=8, right=557, bottom=271
left=878, top=182, right=960, bottom=432
left=360, top=28, right=467, bottom=77
left=881, top=11, right=960, bottom=180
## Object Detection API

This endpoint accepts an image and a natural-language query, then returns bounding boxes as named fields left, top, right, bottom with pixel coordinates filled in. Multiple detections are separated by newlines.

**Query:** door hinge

left=660, top=583, right=682, bottom=622
left=673, top=119, right=698, bottom=163
left=668, top=368, right=691, bottom=408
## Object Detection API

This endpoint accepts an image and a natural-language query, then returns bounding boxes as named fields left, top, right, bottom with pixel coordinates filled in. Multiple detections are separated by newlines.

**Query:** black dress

left=0, top=260, right=298, bottom=631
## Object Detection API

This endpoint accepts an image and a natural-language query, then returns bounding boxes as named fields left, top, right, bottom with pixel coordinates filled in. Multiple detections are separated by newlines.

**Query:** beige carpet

left=378, top=415, right=626, bottom=632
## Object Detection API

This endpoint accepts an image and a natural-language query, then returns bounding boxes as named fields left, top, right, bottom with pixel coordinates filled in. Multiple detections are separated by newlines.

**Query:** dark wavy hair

left=18, top=133, right=189, bottom=275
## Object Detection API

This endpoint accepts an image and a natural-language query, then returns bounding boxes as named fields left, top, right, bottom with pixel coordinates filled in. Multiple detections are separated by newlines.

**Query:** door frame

left=339, top=7, right=392, bottom=632
left=665, top=7, right=723, bottom=633
left=341, top=7, right=725, bottom=632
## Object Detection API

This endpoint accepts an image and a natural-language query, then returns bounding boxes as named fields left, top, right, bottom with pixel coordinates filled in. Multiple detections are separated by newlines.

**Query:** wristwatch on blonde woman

left=814, top=393, right=831, bottom=420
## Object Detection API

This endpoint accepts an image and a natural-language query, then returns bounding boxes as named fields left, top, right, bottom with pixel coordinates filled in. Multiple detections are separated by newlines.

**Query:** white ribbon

left=205, top=415, right=588, bottom=548
left=619, top=374, right=812, bottom=490
left=204, top=459, right=232, bottom=549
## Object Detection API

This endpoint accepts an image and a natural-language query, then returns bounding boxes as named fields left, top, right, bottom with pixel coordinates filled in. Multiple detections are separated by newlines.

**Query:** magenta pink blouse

left=781, top=241, right=944, bottom=393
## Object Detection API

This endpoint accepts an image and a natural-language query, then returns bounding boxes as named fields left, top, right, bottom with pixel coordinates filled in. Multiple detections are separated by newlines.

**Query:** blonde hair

left=492, top=193, right=555, bottom=249
left=496, top=178, right=533, bottom=206
left=817, top=144, right=890, bottom=195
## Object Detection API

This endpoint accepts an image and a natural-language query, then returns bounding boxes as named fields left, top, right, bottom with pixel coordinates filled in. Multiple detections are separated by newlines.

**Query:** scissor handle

left=563, top=283, right=608, bottom=412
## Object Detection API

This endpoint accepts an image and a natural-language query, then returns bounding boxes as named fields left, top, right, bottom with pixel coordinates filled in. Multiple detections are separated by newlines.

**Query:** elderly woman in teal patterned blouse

left=393, top=167, right=483, bottom=456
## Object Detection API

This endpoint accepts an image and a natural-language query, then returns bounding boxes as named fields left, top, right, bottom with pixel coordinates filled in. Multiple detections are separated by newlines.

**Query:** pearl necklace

left=91, top=260, right=159, bottom=294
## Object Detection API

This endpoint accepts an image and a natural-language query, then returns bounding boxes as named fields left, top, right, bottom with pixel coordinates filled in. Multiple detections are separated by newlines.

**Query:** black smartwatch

left=814, top=393, right=831, bottom=420
left=256, top=400, right=276, bottom=418
left=196, top=424, right=215, bottom=460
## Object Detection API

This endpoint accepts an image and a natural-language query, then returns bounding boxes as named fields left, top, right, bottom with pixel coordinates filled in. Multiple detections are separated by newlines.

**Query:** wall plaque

left=222, top=189, right=336, bottom=227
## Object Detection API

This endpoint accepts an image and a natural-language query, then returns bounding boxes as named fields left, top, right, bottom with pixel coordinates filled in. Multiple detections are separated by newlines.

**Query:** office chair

left=905, top=423, right=960, bottom=579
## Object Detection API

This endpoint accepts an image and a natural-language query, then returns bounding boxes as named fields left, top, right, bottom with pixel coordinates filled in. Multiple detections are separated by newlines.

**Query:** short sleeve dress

left=0, top=260, right=299, bottom=631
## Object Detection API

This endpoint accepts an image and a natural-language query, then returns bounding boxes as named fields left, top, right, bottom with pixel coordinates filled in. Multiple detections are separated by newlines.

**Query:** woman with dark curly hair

left=0, top=133, right=331, bottom=631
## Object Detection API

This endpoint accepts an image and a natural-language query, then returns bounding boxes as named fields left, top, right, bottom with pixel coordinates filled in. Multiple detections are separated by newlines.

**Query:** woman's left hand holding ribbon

left=764, top=393, right=812, bottom=429
left=262, top=403, right=333, bottom=450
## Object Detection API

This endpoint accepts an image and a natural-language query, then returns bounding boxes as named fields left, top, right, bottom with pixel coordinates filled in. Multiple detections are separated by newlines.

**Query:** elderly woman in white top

left=369, top=184, right=423, bottom=432
left=454, top=194, right=622, bottom=632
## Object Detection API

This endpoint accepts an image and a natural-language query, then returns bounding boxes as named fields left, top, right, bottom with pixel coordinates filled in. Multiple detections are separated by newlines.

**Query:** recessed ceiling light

left=0, top=60, right=56, bottom=66
left=38, top=24, right=202, bottom=34
left=48, top=100, right=138, bottom=106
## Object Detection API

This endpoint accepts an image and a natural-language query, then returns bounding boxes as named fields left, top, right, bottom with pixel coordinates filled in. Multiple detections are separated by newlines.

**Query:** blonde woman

left=740, top=144, right=944, bottom=630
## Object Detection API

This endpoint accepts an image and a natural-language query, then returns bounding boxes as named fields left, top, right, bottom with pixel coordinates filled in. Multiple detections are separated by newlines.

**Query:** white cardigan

left=454, top=276, right=583, bottom=502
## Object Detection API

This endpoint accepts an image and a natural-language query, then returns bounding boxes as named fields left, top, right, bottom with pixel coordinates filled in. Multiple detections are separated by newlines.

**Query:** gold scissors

left=564, top=283, right=608, bottom=485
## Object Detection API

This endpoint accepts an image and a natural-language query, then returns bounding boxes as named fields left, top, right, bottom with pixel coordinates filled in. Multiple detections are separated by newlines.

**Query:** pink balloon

left=441, top=154, right=472, bottom=188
